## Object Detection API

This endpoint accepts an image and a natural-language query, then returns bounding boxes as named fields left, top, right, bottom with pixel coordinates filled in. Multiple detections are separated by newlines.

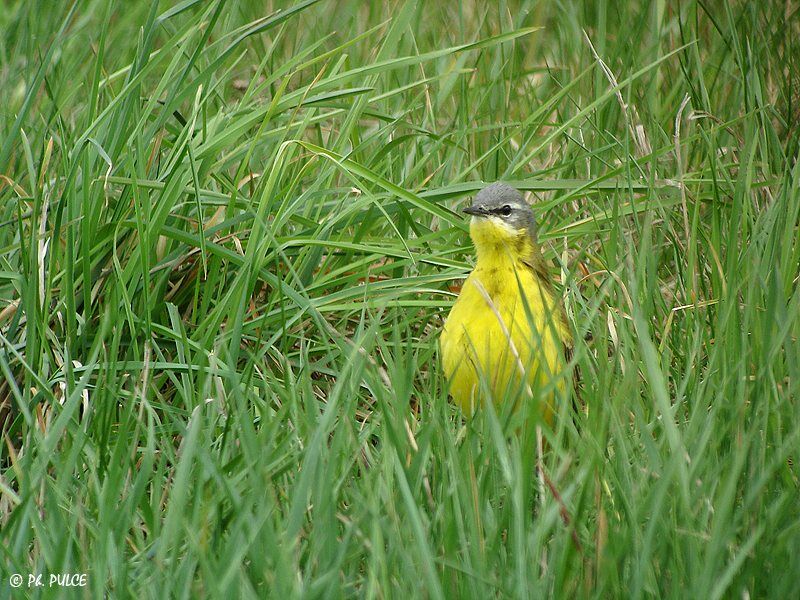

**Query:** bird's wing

left=521, top=255, right=572, bottom=347
left=520, top=255, right=585, bottom=414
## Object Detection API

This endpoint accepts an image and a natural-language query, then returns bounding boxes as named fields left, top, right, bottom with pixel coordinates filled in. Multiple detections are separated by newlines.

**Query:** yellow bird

left=440, top=183, right=571, bottom=419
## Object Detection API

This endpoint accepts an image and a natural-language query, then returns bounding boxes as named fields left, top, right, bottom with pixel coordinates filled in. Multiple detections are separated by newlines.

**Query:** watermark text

left=8, top=573, right=87, bottom=589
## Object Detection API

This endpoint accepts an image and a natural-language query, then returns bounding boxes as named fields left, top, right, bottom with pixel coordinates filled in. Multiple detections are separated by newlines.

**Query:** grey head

left=463, top=182, right=537, bottom=240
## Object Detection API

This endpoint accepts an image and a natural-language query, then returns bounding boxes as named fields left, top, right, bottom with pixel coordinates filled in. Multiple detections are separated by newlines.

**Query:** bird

left=440, top=182, right=571, bottom=420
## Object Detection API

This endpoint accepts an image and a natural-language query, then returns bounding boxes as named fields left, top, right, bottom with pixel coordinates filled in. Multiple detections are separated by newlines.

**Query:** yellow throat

left=440, top=200, right=570, bottom=419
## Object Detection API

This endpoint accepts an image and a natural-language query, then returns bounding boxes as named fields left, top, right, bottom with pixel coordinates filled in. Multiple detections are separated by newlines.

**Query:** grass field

left=1, top=0, right=799, bottom=597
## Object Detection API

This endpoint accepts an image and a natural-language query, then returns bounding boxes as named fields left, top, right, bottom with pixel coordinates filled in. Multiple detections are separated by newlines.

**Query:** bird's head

left=464, top=183, right=537, bottom=255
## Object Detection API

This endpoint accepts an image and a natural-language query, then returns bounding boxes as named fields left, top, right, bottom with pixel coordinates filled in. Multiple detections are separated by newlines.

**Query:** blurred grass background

left=1, top=0, right=799, bottom=597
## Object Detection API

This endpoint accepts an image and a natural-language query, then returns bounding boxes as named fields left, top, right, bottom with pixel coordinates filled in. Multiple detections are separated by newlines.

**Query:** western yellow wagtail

left=440, top=183, right=571, bottom=419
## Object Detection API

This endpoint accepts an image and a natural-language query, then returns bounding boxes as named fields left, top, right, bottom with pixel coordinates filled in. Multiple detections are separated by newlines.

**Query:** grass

left=1, top=0, right=799, bottom=597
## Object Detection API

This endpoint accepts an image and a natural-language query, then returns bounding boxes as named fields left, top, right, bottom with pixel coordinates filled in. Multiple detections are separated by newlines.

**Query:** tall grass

left=1, top=0, right=798, bottom=597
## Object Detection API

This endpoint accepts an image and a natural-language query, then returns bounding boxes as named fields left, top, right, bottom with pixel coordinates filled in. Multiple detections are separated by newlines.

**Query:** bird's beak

left=463, top=205, right=485, bottom=216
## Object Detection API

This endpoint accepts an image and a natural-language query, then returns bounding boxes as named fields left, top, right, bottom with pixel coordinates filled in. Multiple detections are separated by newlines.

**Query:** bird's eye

left=499, top=205, right=512, bottom=216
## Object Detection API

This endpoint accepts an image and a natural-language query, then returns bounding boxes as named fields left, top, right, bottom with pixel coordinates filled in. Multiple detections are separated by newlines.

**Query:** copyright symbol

left=9, top=574, right=23, bottom=588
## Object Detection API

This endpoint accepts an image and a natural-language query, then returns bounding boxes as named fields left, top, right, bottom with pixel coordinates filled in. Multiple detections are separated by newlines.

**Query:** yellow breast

left=440, top=246, right=568, bottom=419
